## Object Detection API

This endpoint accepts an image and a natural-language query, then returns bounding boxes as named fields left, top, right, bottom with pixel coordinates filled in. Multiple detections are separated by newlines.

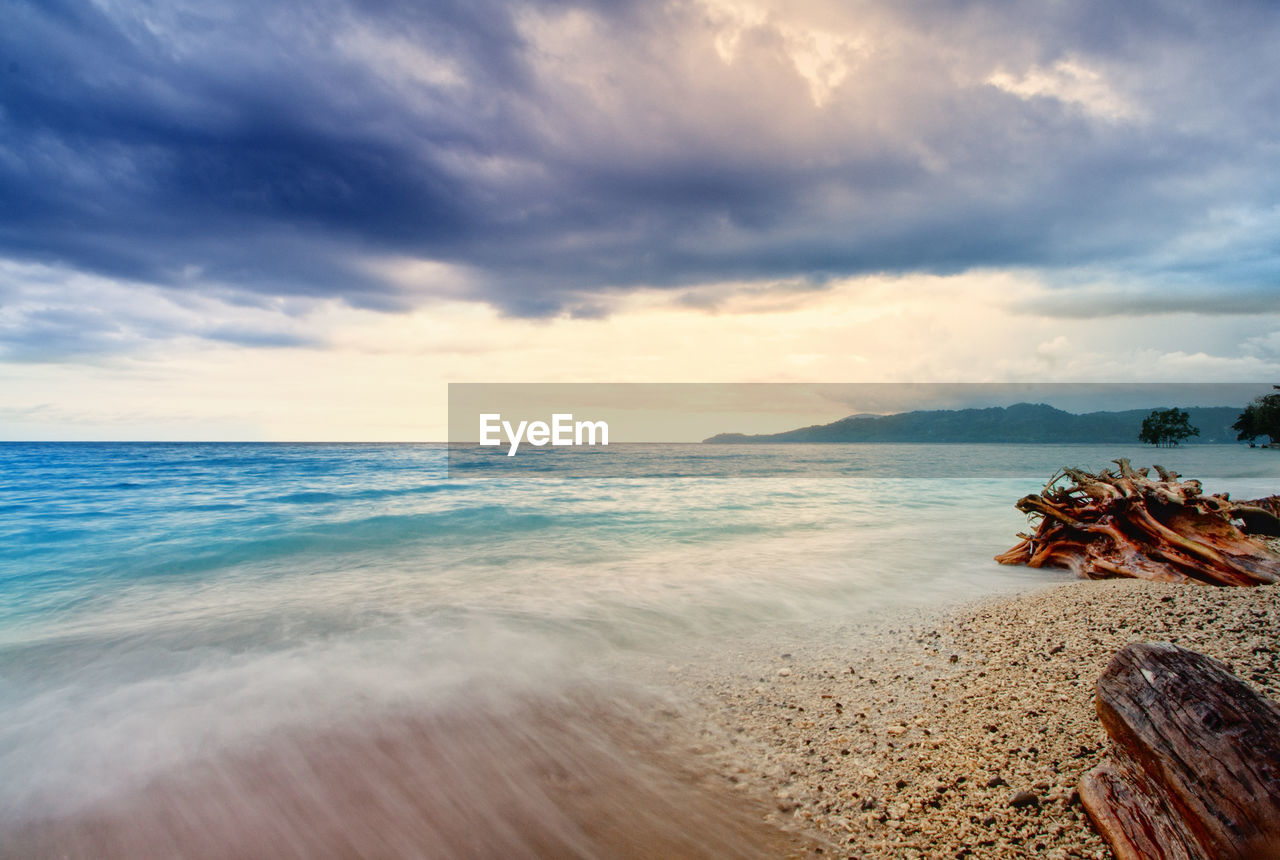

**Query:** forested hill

left=703, top=403, right=1244, bottom=444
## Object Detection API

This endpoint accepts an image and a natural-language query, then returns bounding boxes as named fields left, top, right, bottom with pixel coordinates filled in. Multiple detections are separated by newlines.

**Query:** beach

left=9, top=572, right=1279, bottom=858
left=2, top=443, right=1277, bottom=857
left=676, top=564, right=1280, bottom=858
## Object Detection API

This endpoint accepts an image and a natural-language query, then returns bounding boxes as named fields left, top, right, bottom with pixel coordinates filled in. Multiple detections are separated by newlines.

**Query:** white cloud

left=701, top=0, right=867, bottom=107
left=986, top=57, right=1142, bottom=122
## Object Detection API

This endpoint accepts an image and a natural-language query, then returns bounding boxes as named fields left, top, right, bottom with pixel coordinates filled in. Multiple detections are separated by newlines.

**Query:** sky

left=2, top=0, right=1279, bottom=439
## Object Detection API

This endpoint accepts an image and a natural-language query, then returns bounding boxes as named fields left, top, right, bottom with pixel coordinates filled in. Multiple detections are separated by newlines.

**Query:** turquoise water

left=1, top=442, right=1276, bottom=826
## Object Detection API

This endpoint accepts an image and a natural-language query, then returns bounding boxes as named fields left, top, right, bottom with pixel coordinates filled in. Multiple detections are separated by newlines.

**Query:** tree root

left=996, top=459, right=1280, bottom=586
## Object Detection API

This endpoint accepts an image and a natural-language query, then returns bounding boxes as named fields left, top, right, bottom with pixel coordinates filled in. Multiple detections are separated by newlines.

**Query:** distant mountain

left=703, top=403, right=1245, bottom=444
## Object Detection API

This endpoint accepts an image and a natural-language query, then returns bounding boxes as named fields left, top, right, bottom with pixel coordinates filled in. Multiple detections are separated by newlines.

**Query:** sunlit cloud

left=986, top=58, right=1141, bottom=122
left=701, top=0, right=867, bottom=107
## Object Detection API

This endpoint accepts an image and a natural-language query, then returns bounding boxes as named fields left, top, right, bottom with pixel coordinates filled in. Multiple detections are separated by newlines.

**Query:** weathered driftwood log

left=995, top=459, right=1280, bottom=586
left=1239, top=495, right=1280, bottom=536
left=1079, top=643, right=1280, bottom=860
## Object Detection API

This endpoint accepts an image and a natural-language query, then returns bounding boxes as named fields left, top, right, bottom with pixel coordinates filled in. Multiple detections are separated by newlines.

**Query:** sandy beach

left=8, top=567, right=1280, bottom=858
left=679, top=564, right=1280, bottom=858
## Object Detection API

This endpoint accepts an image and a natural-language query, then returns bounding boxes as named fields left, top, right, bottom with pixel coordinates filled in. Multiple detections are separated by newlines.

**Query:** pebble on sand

left=686, top=576, right=1280, bottom=858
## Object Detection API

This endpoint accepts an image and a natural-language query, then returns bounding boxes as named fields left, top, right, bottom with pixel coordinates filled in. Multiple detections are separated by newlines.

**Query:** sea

left=1, top=442, right=1276, bottom=856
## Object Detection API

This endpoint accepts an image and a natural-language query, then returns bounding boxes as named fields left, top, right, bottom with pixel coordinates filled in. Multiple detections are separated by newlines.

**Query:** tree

left=1139, top=408, right=1199, bottom=448
left=1234, top=387, right=1280, bottom=446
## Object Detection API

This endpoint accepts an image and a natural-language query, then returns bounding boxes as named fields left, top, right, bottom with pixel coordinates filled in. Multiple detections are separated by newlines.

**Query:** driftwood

left=1079, top=643, right=1280, bottom=860
left=1239, top=495, right=1280, bottom=536
left=995, top=460, right=1280, bottom=586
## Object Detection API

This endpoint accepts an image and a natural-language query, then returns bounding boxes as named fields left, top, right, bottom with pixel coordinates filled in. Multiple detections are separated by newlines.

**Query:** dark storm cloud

left=2, top=0, right=1278, bottom=320
left=1, top=0, right=507, bottom=295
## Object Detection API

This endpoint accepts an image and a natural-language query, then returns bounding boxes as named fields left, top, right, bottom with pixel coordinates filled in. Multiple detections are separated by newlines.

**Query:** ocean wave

left=268, top=483, right=465, bottom=505
left=98, top=505, right=566, bottom=581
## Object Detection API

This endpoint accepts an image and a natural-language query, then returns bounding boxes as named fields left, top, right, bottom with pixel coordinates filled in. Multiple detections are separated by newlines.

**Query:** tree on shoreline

left=1139, top=408, right=1199, bottom=448
left=1234, top=387, right=1280, bottom=446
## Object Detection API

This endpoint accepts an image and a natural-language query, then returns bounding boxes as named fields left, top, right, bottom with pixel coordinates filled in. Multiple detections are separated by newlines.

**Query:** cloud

left=4, top=270, right=1278, bottom=441
left=1013, top=284, right=1280, bottom=319
left=0, top=261, right=324, bottom=361
left=986, top=57, right=1140, bottom=121
left=1, top=0, right=1278, bottom=322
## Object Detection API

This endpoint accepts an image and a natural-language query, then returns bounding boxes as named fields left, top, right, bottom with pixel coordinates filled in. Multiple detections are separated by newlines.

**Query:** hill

left=702, top=403, right=1244, bottom=444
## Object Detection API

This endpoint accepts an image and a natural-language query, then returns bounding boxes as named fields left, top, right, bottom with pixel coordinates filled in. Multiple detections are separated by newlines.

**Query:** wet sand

left=683, top=574, right=1280, bottom=858
left=2, top=688, right=823, bottom=859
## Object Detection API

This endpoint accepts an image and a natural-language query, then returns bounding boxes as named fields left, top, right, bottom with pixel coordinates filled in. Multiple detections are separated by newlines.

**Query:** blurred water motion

left=3, top=690, right=815, bottom=859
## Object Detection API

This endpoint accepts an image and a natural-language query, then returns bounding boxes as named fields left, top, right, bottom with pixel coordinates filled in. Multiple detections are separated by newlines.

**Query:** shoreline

left=7, top=559, right=1280, bottom=857
left=679, top=571, right=1280, bottom=858
left=6, top=575, right=1278, bottom=858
